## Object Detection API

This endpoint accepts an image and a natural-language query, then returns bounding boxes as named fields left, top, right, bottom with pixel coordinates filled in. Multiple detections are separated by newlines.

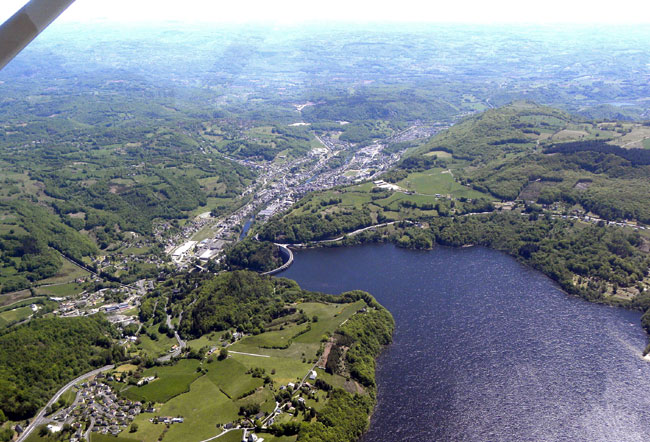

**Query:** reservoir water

left=278, top=244, right=650, bottom=442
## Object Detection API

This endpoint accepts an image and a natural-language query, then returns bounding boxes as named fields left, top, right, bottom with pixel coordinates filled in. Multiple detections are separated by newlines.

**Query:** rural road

left=229, top=350, right=270, bottom=358
left=17, top=365, right=114, bottom=442
left=157, top=311, right=186, bottom=363
left=198, top=427, right=238, bottom=442
left=287, top=220, right=414, bottom=248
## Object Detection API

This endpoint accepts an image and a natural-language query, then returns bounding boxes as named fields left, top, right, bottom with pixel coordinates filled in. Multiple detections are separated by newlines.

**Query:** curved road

left=157, top=311, right=187, bottom=363
left=261, top=244, right=294, bottom=276
left=17, top=365, right=114, bottom=442
left=260, top=221, right=414, bottom=275
left=293, top=220, right=414, bottom=248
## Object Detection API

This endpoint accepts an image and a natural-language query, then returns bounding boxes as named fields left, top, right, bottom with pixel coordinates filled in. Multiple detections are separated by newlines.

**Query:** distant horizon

left=2, top=0, right=650, bottom=26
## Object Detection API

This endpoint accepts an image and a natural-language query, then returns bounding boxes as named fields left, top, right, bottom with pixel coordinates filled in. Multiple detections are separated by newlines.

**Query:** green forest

left=0, top=315, right=125, bottom=420
left=225, top=240, right=283, bottom=273
left=0, top=201, right=97, bottom=293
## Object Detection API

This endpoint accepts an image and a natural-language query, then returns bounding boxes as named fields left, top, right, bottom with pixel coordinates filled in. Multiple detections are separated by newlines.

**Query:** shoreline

left=273, top=234, right=650, bottom=356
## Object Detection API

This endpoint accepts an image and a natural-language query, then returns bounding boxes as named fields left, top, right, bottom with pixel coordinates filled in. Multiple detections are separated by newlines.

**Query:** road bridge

left=261, top=244, right=294, bottom=276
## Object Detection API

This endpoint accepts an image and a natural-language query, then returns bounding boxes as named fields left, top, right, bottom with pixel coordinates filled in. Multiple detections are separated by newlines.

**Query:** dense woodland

left=259, top=209, right=374, bottom=244
left=225, top=240, right=283, bottom=273
left=180, top=271, right=280, bottom=337
left=417, top=104, right=570, bottom=163
left=0, top=201, right=97, bottom=293
left=424, top=213, right=648, bottom=297
left=214, top=124, right=314, bottom=160
left=336, top=301, right=394, bottom=389
left=0, top=316, right=125, bottom=420
left=468, top=151, right=650, bottom=223
left=545, top=139, right=650, bottom=165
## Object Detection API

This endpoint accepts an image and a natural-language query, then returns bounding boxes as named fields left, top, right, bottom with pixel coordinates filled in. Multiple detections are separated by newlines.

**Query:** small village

left=45, top=375, right=144, bottom=441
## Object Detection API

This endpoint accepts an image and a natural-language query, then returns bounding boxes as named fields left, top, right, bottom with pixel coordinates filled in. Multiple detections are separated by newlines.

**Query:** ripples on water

left=279, top=244, right=650, bottom=442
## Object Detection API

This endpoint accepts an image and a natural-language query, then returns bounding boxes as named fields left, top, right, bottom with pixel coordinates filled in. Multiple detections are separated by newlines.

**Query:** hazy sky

left=1, top=0, right=649, bottom=25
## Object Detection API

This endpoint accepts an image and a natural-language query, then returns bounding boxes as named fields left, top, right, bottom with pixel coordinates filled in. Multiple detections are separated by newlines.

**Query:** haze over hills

left=0, top=20, right=649, bottom=442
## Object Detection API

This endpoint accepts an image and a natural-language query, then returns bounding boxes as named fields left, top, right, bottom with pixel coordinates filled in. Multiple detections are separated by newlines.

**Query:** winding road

left=157, top=311, right=187, bottom=362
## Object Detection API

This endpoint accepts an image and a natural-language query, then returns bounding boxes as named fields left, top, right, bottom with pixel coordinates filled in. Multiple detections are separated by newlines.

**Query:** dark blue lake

left=278, top=244, right=650, bottom=442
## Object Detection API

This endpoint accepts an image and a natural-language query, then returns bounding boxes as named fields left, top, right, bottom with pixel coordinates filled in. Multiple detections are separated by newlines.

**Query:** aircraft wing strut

left=0, top=0, right=75, bottom=70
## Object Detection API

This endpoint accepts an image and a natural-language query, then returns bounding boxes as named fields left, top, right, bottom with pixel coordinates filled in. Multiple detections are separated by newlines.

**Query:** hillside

left=110, top=271, right=394, bottom=442
left=0, top=315, right=124, bottom=420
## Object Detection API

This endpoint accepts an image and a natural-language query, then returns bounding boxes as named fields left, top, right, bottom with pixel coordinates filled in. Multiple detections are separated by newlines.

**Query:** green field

left=397, top=168, right=489, bottom=199
left=36, top=259, right=89, bottom=285
left=126, top=375, right=240, bottom=442
left=23, top=426, right=53, bottom=442
left=205, top=358, right=264, bottom=399
left=262, top=434, right=298, bottom=442
left=118, top=414, right=164, bottom=442
left=20, top=424, right=132, bottom=442
left=0, top=289, right=33, bottom=307
left=214, top=430, right=245, bottom=442
left=120, top=246, right=152, bottom=256
left=58, top=385, right=77, bottom=408
left=158, top=375, right=239, bottom=442
left=122, top=359, right=202, bottom=403
left=230, top=301, right=364, bottom=361
left=35, top=282, right=86, bottom=297
left=238, top=322, right=310, bottom=349
left=0, top=305, right=32, bottom=328
left=119, top=295, right=372, bottom=442
left=186, top=334, right=217, bottom=351
left=229, top=353, right=313, bottom=385
left=190, top=222, right=217, bottom=241
left=424, top=150, right=453, bottom=158
left=0, top=297, right=46, bottom=312
left=135, top=324, right=178, bottom=358
left=295, top=301, right=365, bottom=345
left=91, top=433, right=141, bottom=442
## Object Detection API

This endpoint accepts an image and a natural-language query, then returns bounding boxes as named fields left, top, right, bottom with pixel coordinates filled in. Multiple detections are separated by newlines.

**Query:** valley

left=0, top=19, right=649, bottom=442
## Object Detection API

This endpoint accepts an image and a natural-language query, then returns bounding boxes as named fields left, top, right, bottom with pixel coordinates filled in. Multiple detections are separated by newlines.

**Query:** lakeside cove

left=279, top=244, right=650, bottom=442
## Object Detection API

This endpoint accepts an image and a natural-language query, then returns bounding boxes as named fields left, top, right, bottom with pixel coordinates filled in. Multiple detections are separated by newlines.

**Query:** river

left=278, top=244, right=650, bottom=441
left=239, top=216, right=255, bottom=240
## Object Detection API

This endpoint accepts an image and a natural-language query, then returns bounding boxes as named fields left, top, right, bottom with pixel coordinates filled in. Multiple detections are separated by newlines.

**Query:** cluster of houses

left=151, top=416, right=184, bottom=424
left=95, top=245, right=167, bottom=275
left=161, top=212, right=215, bottom=254
left=136, top=376, right=156, bottom=386
left=52, top=377, right=143, bottom=438
left=274, top=373, right=321, bottom=418
left=242, top=429, right=263, bottom=442
left=53, top=285, right=141, bottom=319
